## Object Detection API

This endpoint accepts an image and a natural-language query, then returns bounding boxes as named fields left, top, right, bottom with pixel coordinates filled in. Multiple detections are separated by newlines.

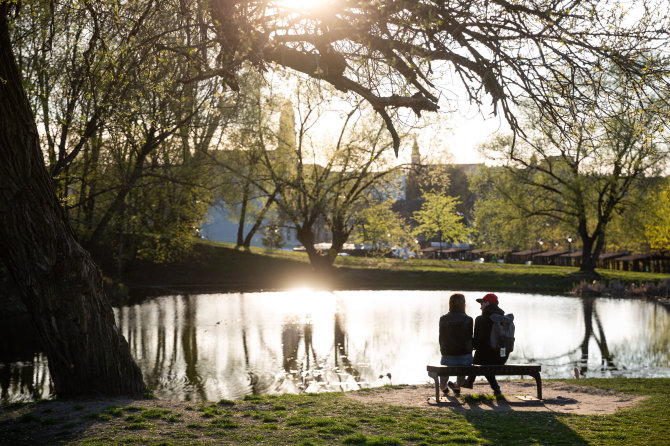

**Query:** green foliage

left=412, top=192, right=468, bottom=245
left=11, top=0, right=226, bottom=267
left=470, top=165, right=572, bottom=251
left=210, top=71, right=282, bottom=248
left=351, top=201, right=417, bottom=257
left=261, top=224, right=286, bottom=250
left=476, top=76, right=669, bottom=271
left=644, top=181, right=670, bottom=252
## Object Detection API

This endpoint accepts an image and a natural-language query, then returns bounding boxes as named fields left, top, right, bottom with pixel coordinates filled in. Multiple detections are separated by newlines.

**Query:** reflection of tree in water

left=239, top=294, right=278, bottom=396
left=281, top=320, right=314, bottom=391
left=276, top=311, right=363, bottom=393
left=0, top=355, right=50, bottom=402
left=180, top=294, right=207, bottom=401
left=282, top=322, right=301, bottom=375
left=0, top=316, right=51, bottom=401
left=648, top=305, right=670, bottom=361
left=525, top=297, right=617, bottom=376
left=579, top=297, right=616, bottom=376
left=119, top=295, right=208, bottom=401
left=334, top=312, right=361, bottom=386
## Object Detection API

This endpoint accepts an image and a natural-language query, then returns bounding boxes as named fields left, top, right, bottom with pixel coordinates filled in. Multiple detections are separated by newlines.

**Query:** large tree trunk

left=0, top=6, right=145, bottom=397
left=580, top=237, right=597, bottom=274
left=578, top=219, right=603, bottom=275
left=329, top=220, right=350, bottom=267
left=296, top=224, right=331, bottom=270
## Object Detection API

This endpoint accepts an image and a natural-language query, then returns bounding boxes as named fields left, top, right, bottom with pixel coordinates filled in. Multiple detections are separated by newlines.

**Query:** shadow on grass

left=0, top=398, right=137, bottom=445
left=428, top=394, right=589, bottom=445
left=462, top=397, right=590, bottom=446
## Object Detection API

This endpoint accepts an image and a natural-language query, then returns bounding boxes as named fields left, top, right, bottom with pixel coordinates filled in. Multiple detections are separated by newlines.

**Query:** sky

left=426, top=107, right=509, bottom=165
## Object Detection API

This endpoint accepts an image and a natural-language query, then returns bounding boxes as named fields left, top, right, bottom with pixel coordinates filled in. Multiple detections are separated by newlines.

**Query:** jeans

left=440, top=353, right=472, bottom=388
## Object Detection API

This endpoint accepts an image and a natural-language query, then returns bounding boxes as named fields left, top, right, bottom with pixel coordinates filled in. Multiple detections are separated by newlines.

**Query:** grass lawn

left=117, top=239, right=669, bottom=298
left=1, top=378, right=668, bottom=445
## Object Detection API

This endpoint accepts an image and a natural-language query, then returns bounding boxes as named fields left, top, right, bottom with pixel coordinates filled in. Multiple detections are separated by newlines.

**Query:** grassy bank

left=115, top=239, right=668, bottom=299
left=1, top=379, right=668, bottom=445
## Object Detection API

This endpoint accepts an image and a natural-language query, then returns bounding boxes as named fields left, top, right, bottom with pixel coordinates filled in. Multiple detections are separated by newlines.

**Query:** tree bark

left=578, top=221, right=605, bottom=275
left=328, top=219, right=351, bottom=267
left=296, top=224, right=331, bottom=270
left=0, top=6, right=145, bottom=397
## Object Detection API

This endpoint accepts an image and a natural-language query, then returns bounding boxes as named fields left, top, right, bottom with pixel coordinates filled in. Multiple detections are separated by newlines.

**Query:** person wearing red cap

left=460, top=293, right=505, bottom=395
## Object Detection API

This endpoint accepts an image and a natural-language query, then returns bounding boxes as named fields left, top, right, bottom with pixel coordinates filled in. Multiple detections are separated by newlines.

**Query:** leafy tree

left=412, top=192, right=469, bottom=250
left=480, top=69, right=670, bottom=273
left=1, top=0, right=224, bottom=396
left=645, top=181, right=670, bottom=253
left=0, top=2, right=145, bottom=397
left=603, top=178, right=662, bottom=253
left=470, top=165, right=572, bottom=251
left=260, top=80, right=401, bottom=269
left=208, top=71, right=292, bottom=250
left=352, top=200, right=417, bottom=258
left=11, top=0, right=227, bottom=262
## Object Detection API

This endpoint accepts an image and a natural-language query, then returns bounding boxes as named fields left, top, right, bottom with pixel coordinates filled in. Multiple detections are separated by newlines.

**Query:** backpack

left=489, top=313, right=515, bottom=360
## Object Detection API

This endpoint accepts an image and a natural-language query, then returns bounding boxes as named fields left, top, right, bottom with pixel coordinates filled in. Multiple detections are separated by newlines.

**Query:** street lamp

left=538, top=238, right=544, bottom=251
left=567, top=235, right=573, bottom=252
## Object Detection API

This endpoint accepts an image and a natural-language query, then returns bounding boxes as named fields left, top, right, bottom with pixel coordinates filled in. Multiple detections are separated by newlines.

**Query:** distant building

left=393, top=140, right=482, bottom=228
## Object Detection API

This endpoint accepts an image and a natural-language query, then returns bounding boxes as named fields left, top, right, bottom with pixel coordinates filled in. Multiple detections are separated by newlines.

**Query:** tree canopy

left=412, top=192, right=468, bottom=247
left=478, top=68, right=669, bottom=272
left=203, top=0, right=670, bottom=153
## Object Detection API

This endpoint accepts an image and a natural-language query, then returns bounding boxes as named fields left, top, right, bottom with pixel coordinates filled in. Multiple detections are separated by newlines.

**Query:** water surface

left=2, top=290, right=669, bottom=402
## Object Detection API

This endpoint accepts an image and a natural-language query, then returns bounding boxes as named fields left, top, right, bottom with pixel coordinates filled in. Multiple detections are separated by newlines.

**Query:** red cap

left=476, top=293, right=498, bottom=304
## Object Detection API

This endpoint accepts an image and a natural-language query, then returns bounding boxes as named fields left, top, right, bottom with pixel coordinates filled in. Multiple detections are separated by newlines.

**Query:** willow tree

left=259, top=81, right=401, bottom=269
left=2, top=0, right=669, bottom=396
left=203, top=0, right=670, bottom=152
left=479, top=68, right=670, bottom=274
left=0, top=2, right=145, bottom=397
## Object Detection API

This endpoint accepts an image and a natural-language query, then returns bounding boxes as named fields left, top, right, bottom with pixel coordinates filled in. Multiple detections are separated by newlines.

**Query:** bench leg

left=428, top=372, right=440, bottom=402
left=531, top=372, right=542, bottom=400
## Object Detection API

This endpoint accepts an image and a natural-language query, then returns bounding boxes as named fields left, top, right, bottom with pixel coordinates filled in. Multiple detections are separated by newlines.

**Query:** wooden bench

left=427, top=364, right=542, bottom=400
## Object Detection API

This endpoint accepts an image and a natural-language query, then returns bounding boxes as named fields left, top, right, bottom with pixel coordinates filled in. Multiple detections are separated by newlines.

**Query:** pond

left=2, top=290, right=669, bottom=402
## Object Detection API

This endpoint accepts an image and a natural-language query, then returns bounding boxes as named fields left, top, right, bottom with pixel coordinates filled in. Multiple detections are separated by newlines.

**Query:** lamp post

left=567, top=236, right=573, bottom=252
left=538, top=238, right=544, bottom=251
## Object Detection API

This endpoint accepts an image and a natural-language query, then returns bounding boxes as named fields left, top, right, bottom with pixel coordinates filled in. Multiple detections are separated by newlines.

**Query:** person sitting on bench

left=438, top=293, right=473, bottom=397
left=461, top=293, right=506, bottom=396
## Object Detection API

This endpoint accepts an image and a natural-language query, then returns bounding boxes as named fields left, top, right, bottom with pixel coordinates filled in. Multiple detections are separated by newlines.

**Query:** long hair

left=449, top=293, right=466, bottom=312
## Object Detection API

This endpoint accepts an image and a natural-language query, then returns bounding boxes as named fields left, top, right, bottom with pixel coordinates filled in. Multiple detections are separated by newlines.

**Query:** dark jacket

left=439, top=311, right=473, bottom=356
left=473, top=304, right=506, bottom=365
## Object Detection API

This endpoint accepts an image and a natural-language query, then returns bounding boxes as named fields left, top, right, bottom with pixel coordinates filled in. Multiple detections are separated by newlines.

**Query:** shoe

left=440, top=385, right=449, bottom=396
left=447, top=381, right=461, bottom=396
left=460, top=380, right=473, bottom=389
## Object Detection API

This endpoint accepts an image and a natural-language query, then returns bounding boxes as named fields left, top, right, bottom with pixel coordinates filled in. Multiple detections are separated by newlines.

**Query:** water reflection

left=2, top=291, right=669, bottom=402
left=0, top=316, right=51, bottom=401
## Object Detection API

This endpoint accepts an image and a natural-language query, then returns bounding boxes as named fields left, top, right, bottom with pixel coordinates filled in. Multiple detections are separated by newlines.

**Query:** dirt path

left=346, top=380, right=646, bottom=414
